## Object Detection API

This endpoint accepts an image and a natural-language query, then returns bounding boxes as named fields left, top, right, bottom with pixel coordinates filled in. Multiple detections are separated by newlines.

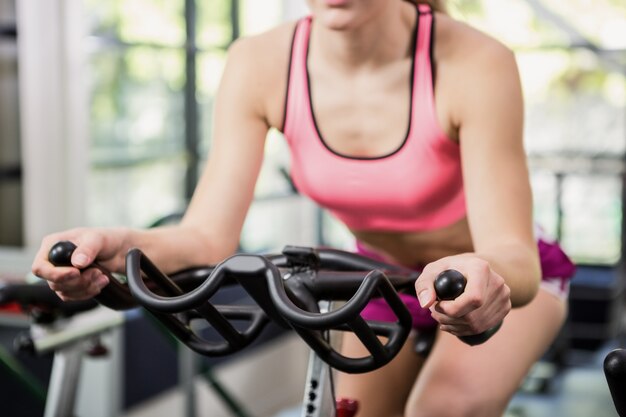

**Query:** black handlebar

left=124, top=247, right=416, bottom=372
left=47, top=242, right=501, bottom=373
left=125, top=249, right=270, bottom=356
left=126, top=245, right=500, bottom=373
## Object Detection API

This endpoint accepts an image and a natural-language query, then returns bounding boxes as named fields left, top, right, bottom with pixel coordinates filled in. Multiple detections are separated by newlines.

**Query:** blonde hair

left=405, top=0, right=447, bottom=14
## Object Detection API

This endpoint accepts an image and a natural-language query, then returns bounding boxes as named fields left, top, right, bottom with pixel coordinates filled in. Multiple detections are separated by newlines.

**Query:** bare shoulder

left=434, top=12, right=518, bottom=72
left=223, top=21, right=298, bottom=127
left=433, top=13, right=522, bottom=128
left=228, top=21, right=296, bottom=70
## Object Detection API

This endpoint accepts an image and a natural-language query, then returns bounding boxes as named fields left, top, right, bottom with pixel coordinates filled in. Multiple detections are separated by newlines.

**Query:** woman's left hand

left=414, top=254, right=511, bottom=336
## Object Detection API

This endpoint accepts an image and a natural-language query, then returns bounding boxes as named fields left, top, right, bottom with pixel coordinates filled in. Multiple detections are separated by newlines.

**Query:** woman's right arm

left=32, top=37, right=271, bottom=301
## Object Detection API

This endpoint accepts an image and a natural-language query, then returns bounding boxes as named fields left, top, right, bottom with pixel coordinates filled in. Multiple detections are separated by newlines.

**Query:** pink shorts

left=358, top=235, right=576, bottom=330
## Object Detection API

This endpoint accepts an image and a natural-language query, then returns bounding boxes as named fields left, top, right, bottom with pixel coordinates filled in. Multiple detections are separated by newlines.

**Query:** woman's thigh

left=406, top=288, right=567, bottom=417
left=335, top=331, right=426, bottom=417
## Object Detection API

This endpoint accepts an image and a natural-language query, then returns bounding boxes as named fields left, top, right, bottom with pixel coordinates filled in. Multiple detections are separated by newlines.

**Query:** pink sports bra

left=282, top=5, right=466, bottom=232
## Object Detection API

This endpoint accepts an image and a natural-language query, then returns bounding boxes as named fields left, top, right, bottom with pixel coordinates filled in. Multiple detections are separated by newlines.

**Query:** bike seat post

left=300, top=300, right=337, bottom=417
left=44, top=342, right=84, bottom=417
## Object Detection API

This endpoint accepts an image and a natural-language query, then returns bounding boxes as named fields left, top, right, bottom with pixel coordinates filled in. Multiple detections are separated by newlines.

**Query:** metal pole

left=300, top=301, right=335, bottom=417
left=179, top=345, right=199, bottom=417
left=555, top=172, right=565, bottom=242
left=44, top=343, right=84, bottom=417
left=184, top=0, right=199, bottom=201
left=231, top=0, right=240, bottom=42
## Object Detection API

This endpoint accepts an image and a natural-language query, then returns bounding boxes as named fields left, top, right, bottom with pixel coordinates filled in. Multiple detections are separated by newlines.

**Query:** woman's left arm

left=416, top=33, right=541, bottom=336
left=458, top=39, right=541, bottom=307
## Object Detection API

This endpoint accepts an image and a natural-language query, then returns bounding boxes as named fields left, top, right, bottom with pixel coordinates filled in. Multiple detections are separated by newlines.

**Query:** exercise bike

left=0, top=279, right=123, bottom=417
left=44, top=241, right=501, bottom=417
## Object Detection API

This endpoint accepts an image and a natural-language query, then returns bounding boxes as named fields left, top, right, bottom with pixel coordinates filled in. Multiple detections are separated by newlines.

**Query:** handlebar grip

left=434, top=269, right=502, bottom=346
left=47, top=240, right=79, bottom=266
left=48, top=241, right=137, bottom=310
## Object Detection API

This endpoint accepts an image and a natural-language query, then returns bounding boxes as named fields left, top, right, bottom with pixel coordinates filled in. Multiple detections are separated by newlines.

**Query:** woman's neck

left=310, top=3, right=415, bottom=72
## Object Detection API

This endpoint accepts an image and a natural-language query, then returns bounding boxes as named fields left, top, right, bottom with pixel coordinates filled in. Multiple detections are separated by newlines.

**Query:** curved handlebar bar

left=48, top=242, right=502, bottom=373
left=124, top=249, right=269, bottom=356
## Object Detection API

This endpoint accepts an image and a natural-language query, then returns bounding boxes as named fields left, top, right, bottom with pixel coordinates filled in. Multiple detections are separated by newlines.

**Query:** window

left=85, top=0, right=189, bottom=228
left=84, top=0, right=299, bottom=252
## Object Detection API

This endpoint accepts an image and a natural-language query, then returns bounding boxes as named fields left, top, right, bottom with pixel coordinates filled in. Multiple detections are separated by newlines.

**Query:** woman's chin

left=318, top=12, right=359, bottom=31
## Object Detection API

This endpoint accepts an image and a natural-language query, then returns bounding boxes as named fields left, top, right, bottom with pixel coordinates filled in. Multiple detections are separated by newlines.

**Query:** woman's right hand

left=31, top=228, right=127, bottom=301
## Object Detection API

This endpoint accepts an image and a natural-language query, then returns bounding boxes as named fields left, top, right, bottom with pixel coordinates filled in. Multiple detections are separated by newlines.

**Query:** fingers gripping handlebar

left=434, top=269, right=503, bottom=346
left=48, top=241, right=137, bottom=310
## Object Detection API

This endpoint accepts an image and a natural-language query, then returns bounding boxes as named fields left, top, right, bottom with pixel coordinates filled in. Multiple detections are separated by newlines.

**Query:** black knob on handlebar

left=434, top=269, right=466, bottom=300
left=48, top=241, right=77, bottom=267
left=433, top=269, right=502, bottom=346
left=48, top=241, right=137, bottom=310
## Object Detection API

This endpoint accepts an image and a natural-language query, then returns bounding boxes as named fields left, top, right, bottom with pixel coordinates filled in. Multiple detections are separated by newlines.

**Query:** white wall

left=0, top=0, right=90, bottom=270
left=283, top=0, right=309, bottom=20
left=16, top=0, right=89, bottom=249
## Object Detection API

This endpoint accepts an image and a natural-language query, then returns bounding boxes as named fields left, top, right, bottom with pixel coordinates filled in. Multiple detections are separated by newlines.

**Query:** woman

left=32, top=1, right=574, bottom=415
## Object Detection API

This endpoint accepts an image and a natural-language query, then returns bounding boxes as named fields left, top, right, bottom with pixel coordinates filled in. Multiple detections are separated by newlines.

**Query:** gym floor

left=506, top=347, right=619, bottom=417
left=122, top=333, right=620, bottom=417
